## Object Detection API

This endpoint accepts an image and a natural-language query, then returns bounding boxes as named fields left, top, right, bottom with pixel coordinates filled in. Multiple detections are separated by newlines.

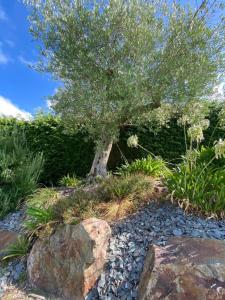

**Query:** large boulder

left=27, top=218, right=111, bottom=300
left=138, top=237, right=225, bottom=300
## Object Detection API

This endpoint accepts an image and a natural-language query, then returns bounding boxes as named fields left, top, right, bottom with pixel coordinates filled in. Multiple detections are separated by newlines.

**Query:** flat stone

left=0, top=230, right=18, bottom=252
left=138, top=237, right=225, bottom=300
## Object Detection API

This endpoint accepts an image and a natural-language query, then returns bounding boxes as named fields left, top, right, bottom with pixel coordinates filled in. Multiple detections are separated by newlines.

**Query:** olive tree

left=24, top=0, right=225, bottom=178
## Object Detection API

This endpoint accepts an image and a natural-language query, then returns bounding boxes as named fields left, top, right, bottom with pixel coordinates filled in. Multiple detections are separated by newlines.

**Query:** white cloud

left=0, top=96, right=32, bottom=120
left=0, top=51, right=9, bottom=64
left=0, top=43, right=10, bottom=65
left=19, top=55, right=35, bottom=66
left=0, top=5, right=8, bottom=21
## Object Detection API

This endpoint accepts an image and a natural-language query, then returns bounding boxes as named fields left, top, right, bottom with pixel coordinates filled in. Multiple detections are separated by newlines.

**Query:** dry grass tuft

left=25, top=174, right=158, bottom=234
left=95, top=198, right=135, bottom=221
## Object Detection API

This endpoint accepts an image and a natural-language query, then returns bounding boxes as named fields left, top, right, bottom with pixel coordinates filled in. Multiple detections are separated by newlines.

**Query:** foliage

left=24, top=207, right=57, bottom=232
left=198, top=147, right=225, bottom=169
left=0, top=126, right=44, bottom=218
left=26, top=187, right=59, bottom=209
left=59, top=174, right=82, bottom=187
left=97, top=174, right=153, bottom=201
left=23, top=188, right=60, bottom=235
left=24, top=0, right=225, bottom=176
left=117, top=155, right=170, bottom=177
left=166, top=146, right=225, bottom=215
left=0, top=115, right=94, bottom=185
left=1, top=236, right=30, bottom=261
left=166, top=100, right=225, bottom=216
left=0, top=104, right=224, bottom=184
left=24, top=174, right=154, bottom=230
left=72, top=174, right=153, bottom=221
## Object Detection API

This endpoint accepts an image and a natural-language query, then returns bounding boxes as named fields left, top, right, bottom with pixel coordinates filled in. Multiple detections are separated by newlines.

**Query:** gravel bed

left=0, top=208, right=26, bottom=232
left=87, top=202, right=225, bottom=300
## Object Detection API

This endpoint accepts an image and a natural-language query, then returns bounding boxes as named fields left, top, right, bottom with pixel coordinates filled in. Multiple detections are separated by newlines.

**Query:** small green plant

left=24, top=206, right=57, bottom=233
left=26, top=188, right=59, bottom=209
left=117, top=155, right=170, bottom=178
left=58, top=174, right=82, bottom=187
left=1, top=236, right=29, bottom=261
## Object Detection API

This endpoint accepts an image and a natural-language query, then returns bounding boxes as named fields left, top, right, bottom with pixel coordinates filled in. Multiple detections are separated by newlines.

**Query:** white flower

left=200, top=119, right=210, bottom=130
left=127, top=135, right=138, bottom=148
left=187, top=125, right=204, bottom=143
left=215, top=139, right=225, bottom=159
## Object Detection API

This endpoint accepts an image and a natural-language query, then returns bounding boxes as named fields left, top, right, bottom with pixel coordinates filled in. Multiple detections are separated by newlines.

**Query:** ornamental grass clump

left=1, top=236, right=30, bottom=261
left=25, top=174, right=155, bottom=230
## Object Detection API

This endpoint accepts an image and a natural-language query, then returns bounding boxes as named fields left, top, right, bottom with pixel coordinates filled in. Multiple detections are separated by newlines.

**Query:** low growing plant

left=32, top=174, right=155, bottom=226
left=24, top=206, right=57, bottom=236
left=26, top=188, right=59, bottom=209
left=58, top=174, right=82, bottom=187
left=117, top=155, right=170, bottom=178
left=95, top=174, right=154, bottom=221
left=1, top=236, right=30, bottom=261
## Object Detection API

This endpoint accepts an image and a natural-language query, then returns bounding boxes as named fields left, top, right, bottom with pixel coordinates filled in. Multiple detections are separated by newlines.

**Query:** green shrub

left=166, top=148, right=225, bottom=215
left=0, top=127, right=44, bottom=218
left=0, top=115, right=94, bottom=185
left=117, top=155, right=170, bottom=177
left=58, top=174, right=82, bottom=187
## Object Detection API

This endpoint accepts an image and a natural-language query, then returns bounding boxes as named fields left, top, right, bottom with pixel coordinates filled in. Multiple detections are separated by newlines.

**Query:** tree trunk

left=89, top=138, right=113, bottom=179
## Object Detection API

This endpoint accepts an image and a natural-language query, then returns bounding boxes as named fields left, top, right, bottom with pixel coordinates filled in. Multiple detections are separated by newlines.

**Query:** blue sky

left=0, top=0, right=223, bottom=119
left=0, top=0, right=58, bottom=118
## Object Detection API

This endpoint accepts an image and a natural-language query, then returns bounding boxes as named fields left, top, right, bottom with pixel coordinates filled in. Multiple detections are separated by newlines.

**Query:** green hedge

left=0, top=116, right=94, bottom=185
left=1, top=105, right=224, bottom=184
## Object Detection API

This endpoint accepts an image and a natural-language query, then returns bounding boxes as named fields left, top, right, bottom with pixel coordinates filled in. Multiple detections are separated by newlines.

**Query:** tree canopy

left=24, top=0, right=225, bottom=176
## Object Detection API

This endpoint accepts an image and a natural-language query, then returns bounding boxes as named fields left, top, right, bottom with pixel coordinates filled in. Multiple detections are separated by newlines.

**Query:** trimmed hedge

left=0, top=116, right=94, bottom=185
left=1, top=105, right=224, bottom=184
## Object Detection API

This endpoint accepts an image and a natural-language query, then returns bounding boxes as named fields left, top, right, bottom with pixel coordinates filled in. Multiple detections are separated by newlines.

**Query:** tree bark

left=88, top=138, right=113, bottom=179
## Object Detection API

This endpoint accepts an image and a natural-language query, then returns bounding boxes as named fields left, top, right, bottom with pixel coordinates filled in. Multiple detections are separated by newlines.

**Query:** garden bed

left=1, top=200, right=225, bottom=299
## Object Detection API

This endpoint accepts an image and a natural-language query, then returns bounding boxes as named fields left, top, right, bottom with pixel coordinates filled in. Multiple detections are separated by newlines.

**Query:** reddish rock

left=27, top=218, right=111, bottom=300
left=0, top=230, right=18, bottom=251
left=138, top=237, right=225, bottom=300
